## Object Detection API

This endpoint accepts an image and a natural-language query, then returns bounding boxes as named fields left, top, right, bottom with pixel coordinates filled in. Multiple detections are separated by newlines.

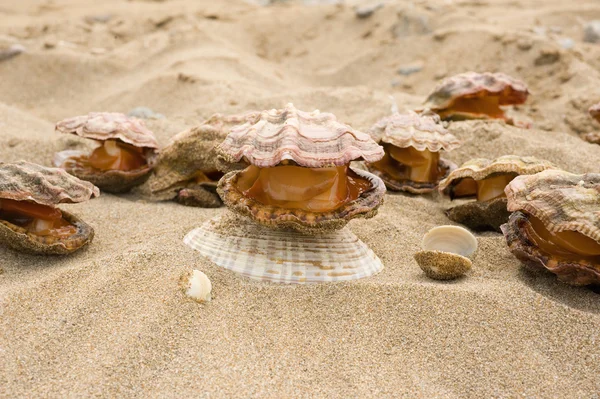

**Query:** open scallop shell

left=415, top=225, right=477, bottom=280
left=183, top=216, right=384, bottom=284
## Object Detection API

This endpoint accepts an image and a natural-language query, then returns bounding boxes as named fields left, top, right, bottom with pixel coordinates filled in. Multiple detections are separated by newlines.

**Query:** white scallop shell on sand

left=183, top=217, right=383, bottom=284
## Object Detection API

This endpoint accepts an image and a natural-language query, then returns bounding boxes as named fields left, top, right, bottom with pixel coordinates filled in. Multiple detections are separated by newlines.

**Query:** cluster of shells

left=2, top=70, right=600, bottom=288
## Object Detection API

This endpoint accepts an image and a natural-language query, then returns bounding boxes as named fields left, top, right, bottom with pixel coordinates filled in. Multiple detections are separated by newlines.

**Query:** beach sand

left=1, top=0, right=600, bottom=397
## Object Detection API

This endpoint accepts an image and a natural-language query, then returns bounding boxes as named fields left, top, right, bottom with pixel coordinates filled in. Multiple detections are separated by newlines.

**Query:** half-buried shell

left=423, top=72, right=529, bottom=123
left=414, top=225, right=478, bottom=280
left=139, top=112, right=259, bottom=207
left=215, top=103, right=386, bottom=233
left=54, top=112, right=159, bottom=193
left=366, top=110, right=460, bottom=194
left=501, top=170, right=600, bottom=286
left=183, top=215, right=383, bottom=284
left=438, top=155, right=557, bottom=232
left=0, top=161, right=99, bottom=255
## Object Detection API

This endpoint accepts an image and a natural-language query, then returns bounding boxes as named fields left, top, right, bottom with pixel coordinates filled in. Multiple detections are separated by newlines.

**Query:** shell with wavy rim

left=139, top=112, right=259, bottom=207
left=366, top=110, right=460, bottom=194
left=216, top=103, right=386, bottom=232
left=423, top=72, right=529, bottom=122
left=438, top=155, right=557, bottom=232
left=183, top=215, right=383, bottom=284
left=54, top=112, right=159, bottom=193
left=0, top=161, right=99, bottom=255
left=501, top=170, right=600, bottom=286
left=414, top=225, right=478, bottom=280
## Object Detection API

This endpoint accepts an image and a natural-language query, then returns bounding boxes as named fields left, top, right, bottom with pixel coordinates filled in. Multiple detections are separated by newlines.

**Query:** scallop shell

left=181, top=270, right=212, bottom=302
left=217, top=167, right=386, bottom=233
left=140, top=112, right=258, bottom=207
left=368, top=111, right=461, bottom=152
left=0, top=161, right=98, bottom=255
left=501, top=170, right=600, bottom=285
left=423, top=72, right=529, bottom=120
left=55, top=112, right=159, bottom=193
left=438, top=155, right=556, bottom=232
left=0, top=161, right=99, bottom=205
left=365, top=111, right=460, bottom=194
left=215, top=103, right=384, bottom=169
left=422, top=225, right=478, bottom=257
left=0, top=210, right=95, bottom=255
left=183, top=215, right=384, bottom=284
left=55, top=112, right=159, bottom=150
left=438, top=155, right=556, bottom=195
left=414, top=225, right=477, bottom=280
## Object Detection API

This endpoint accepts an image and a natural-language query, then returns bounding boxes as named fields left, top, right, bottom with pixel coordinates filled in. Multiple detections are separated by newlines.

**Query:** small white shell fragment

left=422, top=225, right=478, bottom=257
left=185, top=270, right=212, bottom=302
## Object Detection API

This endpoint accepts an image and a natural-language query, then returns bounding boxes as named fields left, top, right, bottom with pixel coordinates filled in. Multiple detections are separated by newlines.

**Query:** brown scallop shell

left=217, top=167, right=386, bottom=233
left=423, top=72, right=529, bottom=120
left=366, top=111, right=460, bottom=194
left=0, top=161, right=100, bottom=205
left=140, top=112, right=259, bottom=207
left=55, top=112, right=159, bottom=150
left=55, top=112, right=159, bottom=193
left=215, top=103, right=384, bottom=169
left=368, top=111, right=461, bottom=152
left=0, top=210, right=95, bottom=255
left=502, top=170, right=600, bottom=285
left=0, top=161, right=99, bottom=255
left=438, top=155, right=557, bottom=232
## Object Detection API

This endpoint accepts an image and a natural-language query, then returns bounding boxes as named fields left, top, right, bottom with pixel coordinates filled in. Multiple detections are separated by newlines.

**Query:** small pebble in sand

left=584, top=20, right=600, bottom=43
left=354, top=2, right=384, bottom=19
left=557, top=38, right=574, bottom=50
left=397, top=62, right=423, bottom=76
left=128, top=106, right=165, bottom=119
left=414, top=225, right=478, bottom=280
left=0, top=44, right=25, bottom=62
left=182, top=270, right=212, bottom=303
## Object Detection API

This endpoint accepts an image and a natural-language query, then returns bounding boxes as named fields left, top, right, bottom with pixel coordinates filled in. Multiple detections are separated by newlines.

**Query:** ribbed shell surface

left=505, top=169, right=600, bottom=242
left=55, top=112, right=159, bottom=149
left=424, top=72, right=529, bottom=110
left=369, top=111, right=461, bottom=152
left=216, top=103, right=384, bottom=168
left=438, top=155, right=556, bottom=194
left=0, top=161, right=99, bottom=206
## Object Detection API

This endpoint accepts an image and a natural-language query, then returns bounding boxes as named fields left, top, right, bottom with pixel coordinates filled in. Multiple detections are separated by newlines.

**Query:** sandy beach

left=1, top=0, right=600, bottom=397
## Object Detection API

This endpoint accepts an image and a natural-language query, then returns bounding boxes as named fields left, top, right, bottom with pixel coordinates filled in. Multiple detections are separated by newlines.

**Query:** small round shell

left=415, top=225, right=477, bottom=280
left=183, top=215, right=384, bottom=284
left=55, top=112, right=159, bottom=150
left=217, top=167, right=386, bottom=233
left=438, top=155, right=557, bottom=196
left=0, top=161, right=99, bottom=205
left=216, top=103, right=384, bottom=169
left=181, top=270, right=212, bottom=302
left=368, top=111, right=461, bottom=152
left=141, top=112, right=258, bottom=206
left=423, top=72, right=529, bottom=115
left=422, top=225, right=478, bottom=257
